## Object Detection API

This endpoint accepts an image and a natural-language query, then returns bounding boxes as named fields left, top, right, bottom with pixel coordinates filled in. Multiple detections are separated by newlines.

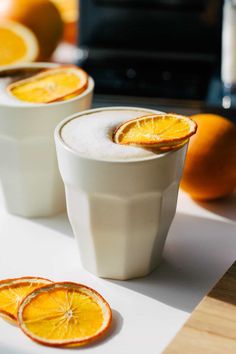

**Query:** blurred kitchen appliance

left=221, top=0, right=236, bottom=109
left=78, top=0, right=223, bottom=104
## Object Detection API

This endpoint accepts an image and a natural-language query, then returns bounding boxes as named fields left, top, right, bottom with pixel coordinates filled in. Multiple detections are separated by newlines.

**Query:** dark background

left=77, top=0, right=236, bottom=122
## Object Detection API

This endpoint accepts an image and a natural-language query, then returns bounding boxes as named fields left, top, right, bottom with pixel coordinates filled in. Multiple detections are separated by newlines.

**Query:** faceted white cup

left=0, top=63, right=94, bottom=217
left=55, top=107, right=188, bottom=280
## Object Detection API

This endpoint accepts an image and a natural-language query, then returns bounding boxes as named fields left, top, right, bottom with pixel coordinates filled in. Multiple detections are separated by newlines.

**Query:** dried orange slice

left=0, top=277, right=52, bottom=324
left=113, top=113, right=197, bottom=151
left=17, top=282, right=112, bottom=347
left=8, top=65, right=88, bottom=103
left=0, top=20, right=39, bottom=67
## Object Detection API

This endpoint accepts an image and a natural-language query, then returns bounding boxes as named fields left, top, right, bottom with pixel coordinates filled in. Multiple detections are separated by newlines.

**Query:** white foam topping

left=60, top=108, right=163, bottom=162
left=0, top=78, right=20, bottom=105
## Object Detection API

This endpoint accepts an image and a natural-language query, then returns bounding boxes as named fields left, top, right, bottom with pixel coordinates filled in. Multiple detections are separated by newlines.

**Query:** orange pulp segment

left=0, top=277, right=52, bottom=323
left=0, top=20, right=39, bottom=67
left=17, top=282, right=112, bottom=347
left=113, top=113, right=197, bottom=150
left=8, top=65, right=88, bottom=103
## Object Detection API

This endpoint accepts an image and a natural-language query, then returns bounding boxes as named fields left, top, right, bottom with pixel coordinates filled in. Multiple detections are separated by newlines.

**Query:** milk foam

left=60, top=108, right=162, bottom=162
left=0, top=78, right=21, bottom=106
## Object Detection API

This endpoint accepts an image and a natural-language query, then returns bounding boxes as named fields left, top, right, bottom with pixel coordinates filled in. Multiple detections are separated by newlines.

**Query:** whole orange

left=0, top=0, right=63, bottom=61
left=180, top=114, right=236, bottom=200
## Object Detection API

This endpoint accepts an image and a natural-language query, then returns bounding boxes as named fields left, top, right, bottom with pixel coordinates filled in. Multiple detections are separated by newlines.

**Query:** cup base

left=5, top=206, right=65, bottom=219
left=82, top=256, right=163, bottom=281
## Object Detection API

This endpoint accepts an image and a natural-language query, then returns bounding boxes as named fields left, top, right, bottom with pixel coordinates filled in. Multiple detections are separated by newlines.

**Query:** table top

left=0, top=188, right=235, bottom=354
left=164, top=261, right=236, bottom=353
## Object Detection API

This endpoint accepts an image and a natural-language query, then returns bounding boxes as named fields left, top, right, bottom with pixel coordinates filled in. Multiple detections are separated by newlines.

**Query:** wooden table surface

left=164, top=261, right=236, bottom=353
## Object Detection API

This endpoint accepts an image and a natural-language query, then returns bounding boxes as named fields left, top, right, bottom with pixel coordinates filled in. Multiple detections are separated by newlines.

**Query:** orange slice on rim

left=0, top=277, right=52, bottom=324
left=7, top=65, right=88, bottom=103
left=113, top=113, right=197, bottom=151
left=17, top=282, right=112, bottom=347
left=0, top=20, right=39, bottom=67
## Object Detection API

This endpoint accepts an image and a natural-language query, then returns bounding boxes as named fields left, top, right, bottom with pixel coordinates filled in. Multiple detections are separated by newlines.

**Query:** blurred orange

left=181, top=114, right=236, bottom=200
left=0, top=20, right=39, bottom=66
left=51, top=0, right=78, bottom=44
left=0, top=0, right=64, bottom=60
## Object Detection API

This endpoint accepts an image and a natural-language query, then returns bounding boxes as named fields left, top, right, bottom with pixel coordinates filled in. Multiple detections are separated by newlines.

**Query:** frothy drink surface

left=61, top=108, right=162, bottom=162
left=0, top=78, right=21, bottom=105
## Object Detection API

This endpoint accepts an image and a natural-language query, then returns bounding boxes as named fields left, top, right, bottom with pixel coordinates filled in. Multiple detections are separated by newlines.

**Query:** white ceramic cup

left=55, top=107, right=188, bottom=280
left=0, top=63, right=94, bottom=217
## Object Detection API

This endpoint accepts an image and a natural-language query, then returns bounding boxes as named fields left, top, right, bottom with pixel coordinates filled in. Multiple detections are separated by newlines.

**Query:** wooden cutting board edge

left=163, top=261, right=236, bottom=354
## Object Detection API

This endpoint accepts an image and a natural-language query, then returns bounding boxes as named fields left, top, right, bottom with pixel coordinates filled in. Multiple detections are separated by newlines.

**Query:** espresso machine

left=77, top=0, right=232, bottom=117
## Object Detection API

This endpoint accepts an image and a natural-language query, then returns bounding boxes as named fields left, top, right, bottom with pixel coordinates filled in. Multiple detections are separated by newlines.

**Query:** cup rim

left=0, top=62, right=94, bottom=108
left=54, top=106, right=187, bottom=164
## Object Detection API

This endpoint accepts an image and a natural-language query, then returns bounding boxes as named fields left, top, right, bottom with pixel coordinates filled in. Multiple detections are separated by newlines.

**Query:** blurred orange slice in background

left=8, top=65, right=88, bottom=103
left=0, top=20, right=39, bottom=67
left=17, top=282, right=112, bottom=347
left=113, top=113, right=197, bottom=151
left=0, top=277, right=52, bottom=324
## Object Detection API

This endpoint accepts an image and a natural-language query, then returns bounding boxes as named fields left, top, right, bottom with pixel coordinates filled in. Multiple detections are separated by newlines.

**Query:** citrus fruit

left=17, top=282, right=112, bottom=347
left=51, top=0, right=78, bottom=43
left=8, top=65, right=88, bottom=103
left=181, top=114, right=236, bottom=200
left=113, top=113, right=197, bottom=150
left=0, top=0, right=63, bottom=61
left=51, top=0, right=77, bottom=24
left=0, top=20, right=39, bottom=67
left=0, top=277, right=51, bottom=324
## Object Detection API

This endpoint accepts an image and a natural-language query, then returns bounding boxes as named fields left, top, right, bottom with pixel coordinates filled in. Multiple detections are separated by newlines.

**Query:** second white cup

left=0, top=63, right=94, bottom=217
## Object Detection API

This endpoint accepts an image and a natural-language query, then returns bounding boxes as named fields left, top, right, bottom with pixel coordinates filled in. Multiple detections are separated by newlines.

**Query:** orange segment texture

left=0, top=277, right=52, bottom=323
left=0, top=28, right=27, bottom=65
left=17, top=282, right=112, bottom=347
left=113, top=114, right=197, bottom=150
left=0, top=20, right=39, bottom=66
left=8, top=66, right=88, bottom=103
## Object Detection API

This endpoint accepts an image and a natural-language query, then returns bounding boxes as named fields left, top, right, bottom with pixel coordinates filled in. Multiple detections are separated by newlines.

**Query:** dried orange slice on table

left=8, top=66, right=88, bottom=103
left=17, top=282, right=112, bottom=347
left=0, top=20, right=39, bottom=67
left=0, top=277, right=52, bottom=324
left=113, top=113, right=197, bottom=151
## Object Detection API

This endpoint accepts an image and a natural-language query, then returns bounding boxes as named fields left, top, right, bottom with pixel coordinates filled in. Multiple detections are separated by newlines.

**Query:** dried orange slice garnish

left=0, top=20, right=39, bottom=67
left=0, top=277, right=52, bottom=324
left=113, top=113, right=197, bottom=151
left=8, top=65, right=88, bottom=103
left=17, top=282, right=112, bottom=347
